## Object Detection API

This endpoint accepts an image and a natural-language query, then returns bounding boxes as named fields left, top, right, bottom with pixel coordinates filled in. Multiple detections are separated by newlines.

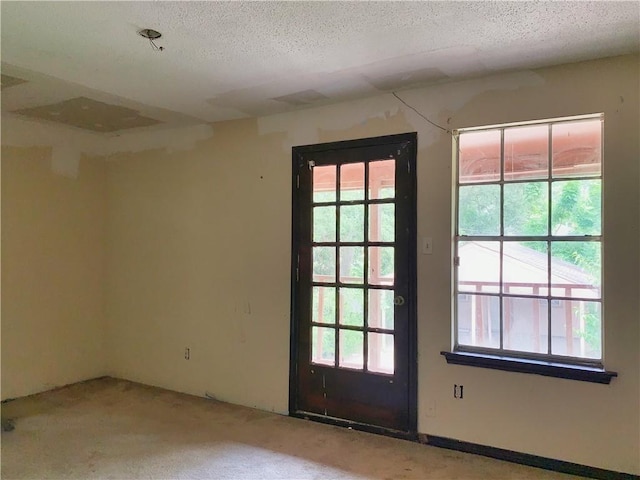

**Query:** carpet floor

left=1, top=377, right=583, bottom=479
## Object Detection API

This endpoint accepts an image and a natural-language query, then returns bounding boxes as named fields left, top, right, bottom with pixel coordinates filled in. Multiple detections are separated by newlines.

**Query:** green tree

left=458, top=179, right=601, bottom=273
left=458, top=179, right=602, bottom=353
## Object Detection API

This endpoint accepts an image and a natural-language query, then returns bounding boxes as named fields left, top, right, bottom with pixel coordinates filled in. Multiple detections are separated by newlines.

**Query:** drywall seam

left=104, top=124, right=214, bottom=157
left=2, top=114, right=215, bottom=165
left=2, top=114, right=105, bottom=178
left=51, top=145, right=81, bottom=178
left=2, top=114, right=107, bottom=153
left=257, top=70, right=545, bottom=150
left=3, top=69, right=543, bottom=164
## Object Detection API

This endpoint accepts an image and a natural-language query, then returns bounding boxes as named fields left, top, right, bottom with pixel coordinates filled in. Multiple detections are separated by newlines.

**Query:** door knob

left=394, top=295, right=405, bottom=306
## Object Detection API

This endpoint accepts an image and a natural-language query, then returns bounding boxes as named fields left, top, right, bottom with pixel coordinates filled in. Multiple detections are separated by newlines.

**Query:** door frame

left=288, top=133, right=418, bottom=439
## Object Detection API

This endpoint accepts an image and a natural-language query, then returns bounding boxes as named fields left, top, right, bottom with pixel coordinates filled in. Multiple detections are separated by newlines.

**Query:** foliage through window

left=454, top=114, right=603, bottom=365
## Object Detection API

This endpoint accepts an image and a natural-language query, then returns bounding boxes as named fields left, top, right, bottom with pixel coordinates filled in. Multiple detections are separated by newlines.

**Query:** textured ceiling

left=1, top=1, right=639, bottom=133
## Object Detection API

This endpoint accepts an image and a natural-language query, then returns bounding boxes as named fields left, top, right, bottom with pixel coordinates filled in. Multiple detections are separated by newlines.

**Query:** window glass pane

left=339, top=246, right=364, bottom=284
left=313, top=165, right=336, bottom=203
left=551, top=180, right=601, bottom=236
left=503, top=297, right=548, bottom=354
left=504, top=182, right=548, bottom=236
left=552, top=119, right=601, bottom=178
left=368, top=247, right=394, bottom=286
left=368, top=289, right=394, bottom=329
left=313, top=247, right=335, bottom=283
left=504, top=125, right=549, bottom=181
left=455, top=116, right=603, bottom=363
left=458, top=241, right=500, bottom=294
left=311, top=326, right=335, bottom=366
left=339, top=287, right=364, bottom=326
left=340, top=205, right=364, bottom=242
left=368, top=333, right=394, bottom=374
left=551, top=300, right=601, bottom=359
left=369, top=160, right=395, bottom=199
left=313, top=206, right=336, bottom=242
left=340, top=163, right=364, bottom=201
left=339, top=330, right=363, bottom=369
left=369, top=203, right=394, bottom=242
left=550, top=242, right=601, bottom=299
left=312, top=287, right=335, bottom=325
left=459, top=130, right=501, bottom=183
left=503, top=241, right=548, bottom=296
left=458, top=185, right=500, bottom=235
left=457, top=294, right=499, bottom=349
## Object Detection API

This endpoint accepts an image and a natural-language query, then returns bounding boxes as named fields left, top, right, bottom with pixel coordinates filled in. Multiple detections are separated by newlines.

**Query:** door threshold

left=290, top=410, right=417, bottom=441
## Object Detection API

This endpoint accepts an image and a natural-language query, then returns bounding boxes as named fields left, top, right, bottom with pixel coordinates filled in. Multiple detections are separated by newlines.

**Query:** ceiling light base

left=138, top=29, right=162, bottom=40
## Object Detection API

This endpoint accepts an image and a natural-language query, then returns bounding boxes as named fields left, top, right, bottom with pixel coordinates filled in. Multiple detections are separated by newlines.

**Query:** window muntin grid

left=454, top=115, right=603, bottom=365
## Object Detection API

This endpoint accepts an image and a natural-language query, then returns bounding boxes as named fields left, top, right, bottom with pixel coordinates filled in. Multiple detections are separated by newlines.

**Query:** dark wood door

left=290, top=133, right=417, bottom=435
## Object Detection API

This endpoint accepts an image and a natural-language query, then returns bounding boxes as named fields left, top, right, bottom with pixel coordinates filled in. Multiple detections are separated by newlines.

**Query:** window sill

left=440, top=351, right=617, bottom=384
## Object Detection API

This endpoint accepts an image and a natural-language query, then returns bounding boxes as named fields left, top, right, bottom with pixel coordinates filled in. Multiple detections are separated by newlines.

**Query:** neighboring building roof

left=459, top=241, right=595, bottom=287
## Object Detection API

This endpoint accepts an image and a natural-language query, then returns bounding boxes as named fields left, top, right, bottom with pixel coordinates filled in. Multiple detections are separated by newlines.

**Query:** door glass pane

left=459, top=129, right=501, bottom=183
left=340, top=163, right=364, bottom=201
left=339, top=330, right=363, bottom=369
left=504, top=125, right=549, bottom=181
left=552, top=119, right=601, bottom=178
left=369, top=203, right=394, bottom=242
left=503, top=297, right=548, bottom=354
left=504, top=182, right=548, bottom=236
left=551, top=300, right=601, bottom=359
left=339, top=288, right=364, bottom=326
left=503, top=241, right=548, bottom=297
left=312, top=287, right=335, bottom=324
left=340, top=205, right=364, bottom=242
left=313, top=165, right=336, bottom=203
left=339, top=247, right=364, bottom=284
left=550, top=242, right=600, bottom=299
left=551, top=180, right=601, bottom=236
left=369, top=159, right=395, bottom=199
left=313, top=206, right=336, bottom=242
left=458, top=241, right=500, bottom=294
left=368, top=247, right=394, bottom=286
left=368, top=333, right=394, bottom=374
left=311, top=326, right=335, bottom=366
left=313, top=247, right=335, bottom=282
left=458, top=184, right=500, bottom=235
left=368, top=289, right=394, bottom=329
left=457, top=294, right=499, bottom=349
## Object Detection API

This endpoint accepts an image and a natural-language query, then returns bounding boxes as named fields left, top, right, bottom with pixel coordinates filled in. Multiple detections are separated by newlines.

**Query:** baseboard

left=291, top=409, right=418, bottom=442
left=425, top=435, right=638, bottom=480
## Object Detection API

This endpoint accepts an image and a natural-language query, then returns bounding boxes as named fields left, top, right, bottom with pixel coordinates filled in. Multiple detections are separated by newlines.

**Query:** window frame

left=451, top=114, right=608, bottom=372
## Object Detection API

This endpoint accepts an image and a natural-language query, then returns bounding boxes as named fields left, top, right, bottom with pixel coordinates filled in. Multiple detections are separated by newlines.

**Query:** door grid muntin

left=310, top=157, right=396, bottom=375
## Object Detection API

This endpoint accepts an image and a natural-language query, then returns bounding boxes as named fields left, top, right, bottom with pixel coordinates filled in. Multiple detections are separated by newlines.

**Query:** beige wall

left=1, top=54, right=637, bottom=474
left=1, top=147, right=107, bottom=399
left=105, top=55, right=639, bottom=474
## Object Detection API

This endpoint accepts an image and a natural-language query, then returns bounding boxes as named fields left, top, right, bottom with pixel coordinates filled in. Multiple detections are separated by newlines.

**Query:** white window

left=454, top=114, right=603, bottom=365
